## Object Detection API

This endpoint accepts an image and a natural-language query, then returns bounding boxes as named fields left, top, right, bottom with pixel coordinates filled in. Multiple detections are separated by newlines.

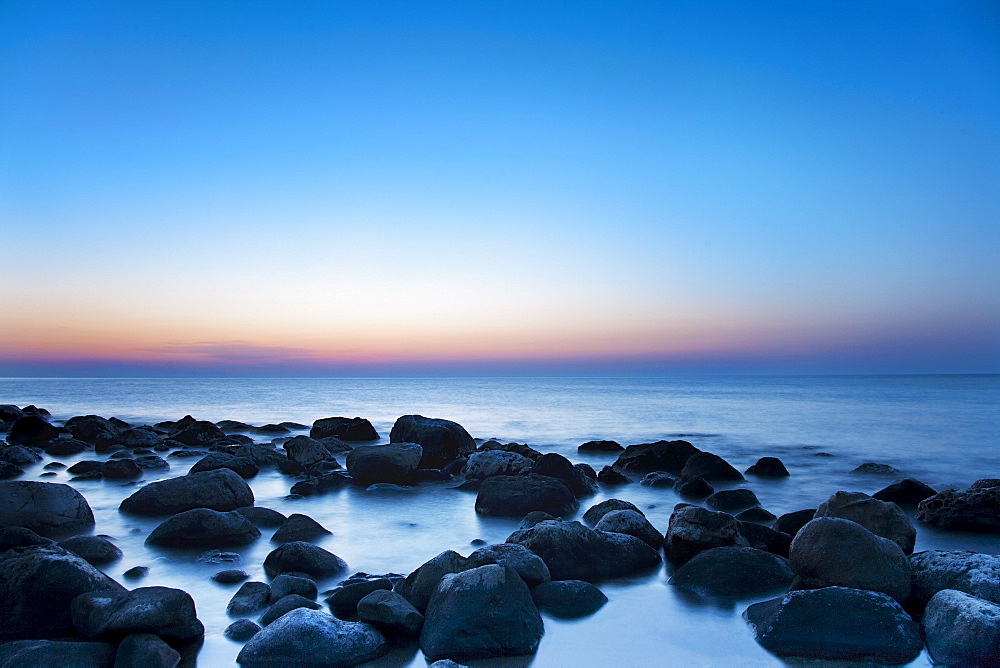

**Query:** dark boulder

left=578, top=440, right=623, bottom=453
left=236, top=608, right=385, bottom=666
left=744, top=587, right=921, bottom=663
left=908, top=550, right=1000, bottom=607
left=706, top=488, right=760, bottom=513
left=310, top=416, right=379, bottom=442
left=474, top=474, right=578, bottom=518
left=325, top=576, right=394, bottom=617
left=8, top=415, right=65, bottom=447
left=872, top=478, right=936, bottom=505
left=134, top=455, right=170, bottom=470
left=389, top=415, right=475, bottom=469
left=519, top=510, right=558, bottom=529
left=212, top=569, right=250, bottom=584
left=227, top=581, right=272, bottom=616
left=670, top=546, right=794, bottom=598
left=102, top=458, right=141, bottom=479
left=271, top=513, right=332, bottom=544
left=283, top=435, right=336, bottom=468
left=815, top=490, right=916, bottom=554
left=530, top=453, right=597, bottom=498
left=114, top=633, right=181, bottom=668
left=594, top=509, right=662, bottom=549
left=57, top=535, right=123, bottom=566
left=44, top=437, right=89, bottom=456
left=507, top=520, right=661, bottom=582
left=396, top=550, right=472, bottom=612
left=234, top=444, right=290, bottom=469
left=673, top=475, right=713, bottom=499
left=345, top=443, right=422, bottom=486
left=119, top=428, right=164, bottom=449
left=357, top=589, right=424, bottom=635
left=72, top=586, right=204, bottom=641
left=224, top=618, right=261, bottom=642
left=119, top=469, right=254, bottom=516
left=0, top=525, right=53, bottom=551
left=188, top=453, right=259, bottom=479
left=67, top=460, right=102, bottom=475
left=0, top=480, right=95, bottom=538
left=745, top=456, right=789, bottom=477
left=467, top=542, right=551, bottom=587
left=461, top=450, right=533, bottom=480
left=736, top=507, right=776, bottom=524
left=65, top=415, right=119, bottom=444
left=235, top=506, right=287, bottom=528
left=531, top=579, right=607, bottom=618
left=611, top=440, right=699, bottom=475
left=737, top=521, right=791, bottom=557
left=663, top=505, right=747, bottom=565
left=0, top=640, right=116, bottom=667
left=973, top=478, right=1000, bottom=489
left=639, top=472, right=676, bottom=487
left=270, top=573, right=318, bottom=601
left=0, top=461, right=23, bottom=479
left=0, top=404, right=24, bottom=422
left=260, top=594, right=322, bottom=625
left=262, top=541, right=347, bottom=579
left=289, top=472, right=351, bottom=496
left=169, top=419, right=225, bottom=446
left=420, top=564, right=543, bottom=661
left=680, top=452, right=744, bottom=482
left=922, top=589, right=1000, bottom=666
left=917, top=485, right=1000, bottom=531
left=771, top=509, right=815, bottom=538
left=852, top=462, right=900, bottom=475
left=0, top=445, right=41, bottom=466
left=145, top=508, right=261, bottom=547
left=596, top=466, right=631, bottom=485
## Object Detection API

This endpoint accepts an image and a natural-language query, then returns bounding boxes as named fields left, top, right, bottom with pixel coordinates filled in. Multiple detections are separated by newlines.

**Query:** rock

left=57, top=535, right=123, bottom=566
left=272, top=513, right=332, bottom=543
left=923, top=589, right=1000, bottom=666
left=101, top=458, right=142, bottom=479
left=852, top=462, right=900, bottom=474
left=270, top=573, right=318, bottom=601
left=789, top=517, right=910, bottom=603
left=581, top=499, right=640, bottom=527
left=189, top=452, right=259, bottom=479
left=283, top=435, right=336, bottom=468
left=872, top=478, right=936, bottom=505
left=8, top=415, right=64, bottom=447
left=119, top=469, right=254, bottom=516
left=134, top=455, right=170, bottom=470
left=256, top=423, right=290, bottom=434
left=744, top=587, right=921, bottom=663
left=507, top=520, right=661, bottom=582
left=0, top=445, right=41, bottom=466
left=530, top=453, right=597, bottom=498
left=65, top=415, right=120, bottom=444
left=0, top=480, right=96, bottom=538
left=224, top=618, right=261, bottom=642
left=263, top=541, right=347, bottom=579
left=462, top=450, right=533, bottom=480
left=908, top=550, right=1000, bottom=607
left=737, top=521, right=792, bottom=557
left=420, top=564, right=543, bottom=661
left=578, top=440, right=623, bottom=453
left=663, top=505, right=747, bottom=565
left=673, top=475, right=713, bottom=499
left=680, top=452, right=744, bottom=482
left=212, top=569, right=250, bottom=584
left=310, top=417, right=379, bottom=442
left=519, top=510, right=558, bottom=529
left=238, top=608, right=385, bottom=666
left=169, top=419, right=225, bottom=446
left=389, top=415, right=476, bottom=469
left=235, top=506, right=287, bottom=528
left=917, top=485, right=1000, bottom=530
left=640, top=471, right=676, bottom=487
left=234, top=444, right=290, bottom=469
left=228, top=581, right=272, bottom=616
left=357, top=589, right=424, bottom=635
left=531, top=579, right=607, bottom=618
left=72, top=585, right=203, bottom=641
left=260, top=594, right=322, bottom=625
left=114, top=633, right=181, bottom=668
left=0, top=461, right=23, bottom=478
left=145, top=508, right=261, bottom=547
left=290, top=472, right=351, bottom=496
left=771, top=509, right=815, bottom=538
left=611, top=440, right=700, bottom=474
left=595, top=509, right=662, bottom=549
left=0, top=404, right=24, bottom=422
left=670, top=546, right=794, bottom=599
left=0, top=639, right=117, bottom=666
left=119, top=428, right=164, bottom=449
left=736, top=507, right=776, bottom=524
left=706, top=488, right=760, bottom=513
left=325, top=577, right=394, bottom=617
left=123, top=566, right=149, bottom=580
left=67, top=460, right=102, bottom=475
left=596, top=465, right=631, bottom=485
left=474, top=474, right=578, bottom=518
left=44, top=437, right=89, bottom=456
left=745, top=456, right=789, bottom=477
left=467, top=543, right=551, bottom=587
left=0, top=545, right=125, bottom=641
left=973, top=478, right=1000, bottom=489
left=397, top=550, right=472, bottom=612
left=0, top=525, right=53, bottom=551
left=815, top=490, right=916, bottom=554
left=345, top=443, right=421, bottom=486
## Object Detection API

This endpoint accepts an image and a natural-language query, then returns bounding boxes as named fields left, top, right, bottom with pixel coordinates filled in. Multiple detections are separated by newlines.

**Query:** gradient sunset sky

left=2, top=1, right=998, bottom=376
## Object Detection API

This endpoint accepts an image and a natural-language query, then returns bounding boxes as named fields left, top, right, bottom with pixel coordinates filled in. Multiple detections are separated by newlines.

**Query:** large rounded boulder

left=908, top=550, right=1000, bottom=608
left=814, top=490, right=916, bottom=554
left=396, top=550, right=472, bottom=612
left=922, top=589, right=1000, bottom=666
left=237, top=608, right=386, bottom=666
left=146, top=508, right=262, bottom=547
left=462, top=450, right=534, bottom=480
left=663, top=505, right=747, bottom=565
left=119, top=469, right=254, bottom=516
left=389, top=415, right=475, bottom=469
left=263, top=541, right=348, bottom=579
left=680, top=452, right=744, bottom=482
left=7, top=415, right=64, bottom=447
left=475, top=474, right=578, bottom=518
left=72, top=586, right=204, bottom=642
left=310, top=416, right=379, bottom=441
left=530, top=453, right=597, bottom=498
left=0, top=480, right=96, bottom=538
left=346, top=443, right=422, bottom=486
left=594, top=509, right=662, bottom=549
left=670, top=546, right=794, bottom=599
left=917, top=484, right=1000, bottom=531
left=611, top=440, right=700, bottom=475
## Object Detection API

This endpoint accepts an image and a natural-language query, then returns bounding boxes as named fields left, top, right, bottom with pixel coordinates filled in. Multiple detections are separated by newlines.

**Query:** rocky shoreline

left=1, top=403, right=998, bottom=666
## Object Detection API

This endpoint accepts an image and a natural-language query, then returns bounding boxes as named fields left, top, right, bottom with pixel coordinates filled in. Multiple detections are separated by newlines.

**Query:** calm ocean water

left=2, top=375, right=998, bottom=666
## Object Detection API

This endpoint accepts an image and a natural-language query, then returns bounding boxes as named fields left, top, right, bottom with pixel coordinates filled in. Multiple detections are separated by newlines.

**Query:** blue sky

left=1, top=1, right=998, bottom=375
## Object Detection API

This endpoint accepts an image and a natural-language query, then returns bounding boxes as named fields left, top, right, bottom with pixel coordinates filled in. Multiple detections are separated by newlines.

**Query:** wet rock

left=595, top=509, right=662, bottom=549
left=909, top=550, right=1000, bottom=607
left=228, top=581, right=272, bottom=616
left=65, top=415, right=120, bottom=444
left=531, top=579, right=607, bottom=618
left=212, top=569, right=250, bottom=584
left=357, top=589, right=424, bottom=635
left=673, top=475, right=713, bottom=499
left=0, top=525, right=53, bottom=551
left=578, top=440, right=623, bottom=453
left=119, top=428, right=164, bottom=449
left=189, top=452, right=259, bottom=479
left=67, top=460, right=102, bottom=475
left=119, top=468, right=254, bottom=516
left=872, top=478, right=936, bottom=505
left=146, top=508, right=261, bottom=547
left=389, top=415, right=476, bottom=469
left=237, top=608, right=385, bottom=666
left=640, top=471, right=676, bottom=487
left=224, top=618, right=261, bottom=642
left=310, top=416, right=379, bottom=442
left=462, top=450, right=533, bottom=480
left=0, top=404, right=24, bottom=422
left=0, top=639, right=116, bottom=666
left=663, top=505, right=747, bottom=565
left=596, top=465, right=631, bottom=485
left=474, top=474, right=578, bottom=518
left=507, top=519, right=661, bottom=582
left=283, top=435, right=336, bottom=468
left=44, top=437, right=89, bottom=456
left=771, top=509, right=815, bottom=538
left=0, top=545, right=125, bottom=641
left=917, top=485, right=1000, bottom=531
left=467, top=542, right=551, bottom=587
left=114, top=633, right=181, bottom=668
left=789, top=517, right=910, bottom=603
left=234, top=444, right=290, bottom=469
left=57, top=535, right=123, bottom=566
left=290, top=471, right=351, bottom=496
left=706, top=488, right=760, bottom=513
left=123, top=565, right=149, bottom=580
left=737, top=521, right=791, bottom=557
left=922, top=589, right=1000, bottom=666
left=0, top=480, right=95, bottom=538
left=272, top=513, right=332, bottom=544
left=397, top=550, right=472, bottom=612
left=736, top=507, right=776, bottom=524
left=851, top=462, right=900, bottom=474
left=270, top=573, right=318, bottom=601
left=815, top=490, right=916, bottom=554
left=216, top=420, right=252, bottom=433
left=169, top=419, right=226, bottom=446
left=102, top=458, right=141, bottom=479
left=72, top=586, right=204, bottom=642
left=519, top=510, right=558, bottom=529
left=134, top=455, right=170, bottom=470
left=8, top=415, right=65, bottom=447
left=670, top=546, right=794, bottom=598
left=260, top=594, right=322, bottom=625
left=611, top=439, right=700, bottom=475
left=263, top=541, right=347, bottom=579
left=0, top=445, right=42, bottom=466
left=346, top=443, right=421, bottom=486
left=582, top=499, right=642, bottom=527
left=745, top=456, right=789, bottom=477
left=420, top=564, right=543, bottom=661
left=531, top=453, right=597, bottom=498
left=744, top=587, right=921, bottom=663
left=680, top=452, right=744, bottom=482
left=0, top=461, right=23, bottom=478
left=235, top=506, right=287, bottom=528
left=973, top=478, right=1000, bottom=489
left=325, top=576, right=394, bottom=617
left=256, top=423, right=290, bottom=434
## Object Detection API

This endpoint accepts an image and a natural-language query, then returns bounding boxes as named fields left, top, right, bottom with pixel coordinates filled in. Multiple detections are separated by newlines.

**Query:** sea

left=1, top=374, right=998, bottom=666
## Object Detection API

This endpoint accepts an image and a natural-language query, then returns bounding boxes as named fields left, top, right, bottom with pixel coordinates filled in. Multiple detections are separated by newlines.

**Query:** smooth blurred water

left=1, top=375, right=998, bottom=666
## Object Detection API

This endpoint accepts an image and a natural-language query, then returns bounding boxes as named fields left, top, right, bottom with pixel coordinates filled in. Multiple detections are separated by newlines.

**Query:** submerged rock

left=271, top=513, right=332, bottom=544
left=680, top=452, right=744, bottom=482
left=578, top=440, right=623, bottom=453
left=706, top=488, right=760, bottom=513
left=872, top=478, right=936, bottom=505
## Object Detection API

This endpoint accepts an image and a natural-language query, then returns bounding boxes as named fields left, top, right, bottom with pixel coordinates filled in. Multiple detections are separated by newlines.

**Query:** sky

left=1, top=0, right=998, bottom=376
